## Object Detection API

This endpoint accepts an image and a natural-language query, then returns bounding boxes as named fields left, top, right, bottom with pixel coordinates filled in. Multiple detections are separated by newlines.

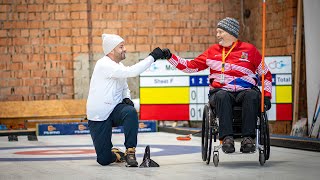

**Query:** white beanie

left=102, top=34, right=124, bottom=55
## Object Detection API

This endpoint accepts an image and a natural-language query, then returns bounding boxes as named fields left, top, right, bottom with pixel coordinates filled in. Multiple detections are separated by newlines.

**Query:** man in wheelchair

left=208, top=86, right=271, bottom=153
left=161, top=17, right=272, bottom=153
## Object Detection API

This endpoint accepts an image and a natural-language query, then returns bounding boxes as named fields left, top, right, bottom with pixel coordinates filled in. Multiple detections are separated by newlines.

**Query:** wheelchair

left=201, top=89, right=270, bottom=167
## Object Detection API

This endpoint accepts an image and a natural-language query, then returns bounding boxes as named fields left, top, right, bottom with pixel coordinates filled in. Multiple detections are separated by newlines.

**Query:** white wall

left=303, top=0, right=320, bottom=136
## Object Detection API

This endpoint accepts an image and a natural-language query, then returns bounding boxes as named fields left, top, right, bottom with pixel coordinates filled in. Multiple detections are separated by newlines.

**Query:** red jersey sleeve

left=167, top=49, right=209, bottom=73
left=254, top=49, right=272, bottom=98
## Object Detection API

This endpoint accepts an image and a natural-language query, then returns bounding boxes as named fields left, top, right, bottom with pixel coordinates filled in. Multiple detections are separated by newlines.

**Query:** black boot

left=125, top=147, right=138, bottom=167
left=111, top=148, right=125, bottom=163
left=222, top=136, right=235, bottom=153
left=240, top=137, right=256, bottom=153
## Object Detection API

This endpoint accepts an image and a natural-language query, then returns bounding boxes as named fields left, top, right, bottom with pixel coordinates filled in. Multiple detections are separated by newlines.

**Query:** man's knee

left=122, top=106, right=138, bottom=127
left=243, top=89, right=259, bottom=102
left=209, top=90, right=229, bottom=102
left=209, top=90, right=229, bottom=108
left=125, top=106, right=138, bottom=120
left=125, top=105, right=137, bottom=115
left=97, top=157, right=113, bottom=166
left=215, top=90, right=229, bottom=99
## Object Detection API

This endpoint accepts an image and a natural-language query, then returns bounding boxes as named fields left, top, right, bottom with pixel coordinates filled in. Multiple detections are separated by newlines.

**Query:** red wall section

left=140, top=104, right=189, bottom=121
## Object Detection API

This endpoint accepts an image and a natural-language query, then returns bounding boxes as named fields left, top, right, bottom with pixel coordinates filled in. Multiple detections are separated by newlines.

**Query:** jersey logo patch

left=239, top=52, right=249, bottom=62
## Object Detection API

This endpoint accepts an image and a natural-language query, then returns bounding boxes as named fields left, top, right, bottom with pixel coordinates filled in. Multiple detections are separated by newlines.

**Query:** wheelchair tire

left=201, top=105, right=210, bottom=161
left=213, top=154, right=219, bottom=167
left=264, top=113, right=270, bottom=160
left=259, top=151, right=265, bottom=166
left=260, top=112, right=270, bottom=161
left=206, top=126, right=213, bottom=165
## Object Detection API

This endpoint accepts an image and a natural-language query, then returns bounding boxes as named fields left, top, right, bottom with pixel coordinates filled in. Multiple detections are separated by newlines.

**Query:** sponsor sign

left=140, top=60, right=209, bottom=76
left=37, top=121, right=157, bottom=136
left=265, top=56, right=292, bottom=74
left=112, top=121, right=157, bottom=133
left=37, top=123, right=89, bottom=136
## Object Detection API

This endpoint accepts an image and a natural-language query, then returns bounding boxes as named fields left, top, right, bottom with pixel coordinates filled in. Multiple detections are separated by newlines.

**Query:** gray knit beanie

left=217, top=17, right=240, bottom=38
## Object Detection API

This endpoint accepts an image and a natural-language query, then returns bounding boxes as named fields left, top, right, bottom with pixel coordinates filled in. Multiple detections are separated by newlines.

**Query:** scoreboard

left=139, top=56, right=293, bottom=122
left=139, top=60, right=209, bottom=121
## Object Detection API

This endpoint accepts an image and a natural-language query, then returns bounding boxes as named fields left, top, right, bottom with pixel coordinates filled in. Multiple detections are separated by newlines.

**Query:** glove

left=122, top=98, right=134, bottom=107
left=149, top=47, right=165, bottom=61
left=162, top=48, right=172, bottom=59
left=264, top=97, right=271, bottom=111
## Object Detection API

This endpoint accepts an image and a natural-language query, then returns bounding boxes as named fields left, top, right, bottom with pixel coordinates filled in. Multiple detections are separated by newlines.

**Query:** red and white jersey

left=167, top=40, right=272, bottom=98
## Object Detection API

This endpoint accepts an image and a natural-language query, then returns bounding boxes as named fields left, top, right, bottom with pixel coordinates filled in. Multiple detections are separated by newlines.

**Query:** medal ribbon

left=221, top=40, right=238, bottom=74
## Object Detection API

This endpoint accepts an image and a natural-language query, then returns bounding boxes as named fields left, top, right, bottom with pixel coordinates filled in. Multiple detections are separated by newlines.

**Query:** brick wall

left=1, top=0, right=306, bottom=134
left=0, top=0, right=89, bottom=101
left=0, top=0, right=304, bottom=121
left=243, top=0, right=297, bottom=55
left=1, top=0, right=300, bottom=101
left=0, top=0, right=296, bottom=101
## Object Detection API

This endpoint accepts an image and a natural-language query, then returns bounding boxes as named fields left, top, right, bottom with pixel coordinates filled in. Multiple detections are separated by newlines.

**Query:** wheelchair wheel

left=201, top=104, right=210, bottom=161
left=260, top=112, right=270, bottom=160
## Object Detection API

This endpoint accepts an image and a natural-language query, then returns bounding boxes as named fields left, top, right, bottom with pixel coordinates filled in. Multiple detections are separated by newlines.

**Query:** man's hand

left=149, top=47, right=165, bottom=61
left=264, top=97, right=271, bottom=111
left=162, top=48, right=172, bottom=59
left=122, top=98, right=134, bottom=107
